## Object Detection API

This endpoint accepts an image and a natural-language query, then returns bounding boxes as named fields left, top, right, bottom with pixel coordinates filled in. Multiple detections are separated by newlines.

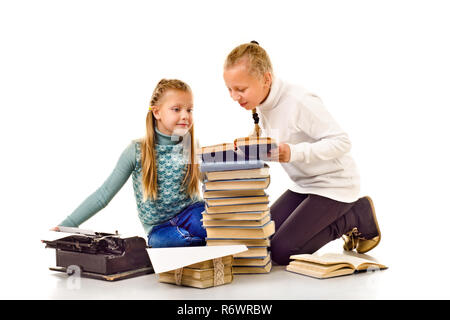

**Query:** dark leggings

left=270, top=190, right=363, bottom=265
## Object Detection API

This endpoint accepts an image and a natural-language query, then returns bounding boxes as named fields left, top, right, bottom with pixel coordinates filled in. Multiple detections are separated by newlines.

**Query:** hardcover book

left=233, top=246, right=268, bottom=258
left=202, top=213, right=271, bottom=227
left=203, top=189, right=266, bottom=199
left=205, top=240, right=272, bottom=272
left=203, top=177, right=270, bottom=191
left=199, top=143, right=244, bottom=163
left=204, top=164, right=270, bottom=181
left=233, top=254, right=271, bottom=267
left=232, top=261, right=273, bottom=274
left=234, top=136, right=277, bottom=161
left=205, top=194, right=269, bottom=207
left=147, top=245, right=248, bottom=289
left=204, top=221, right=275, bottom=239
left=199, top=137, right=277, bottom=163
left=158, top=256, right=234, bottom=289
left=205, top=202, right=269, bottom=214
left=200, top=160, right=265, bottom=173
left=202, top=210, right=270, bottom=220
left=206, top=238, right=271, bottom=247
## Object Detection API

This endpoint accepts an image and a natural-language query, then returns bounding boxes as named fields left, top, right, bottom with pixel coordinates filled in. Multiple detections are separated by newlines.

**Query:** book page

left=287, top=264, right=354, bottom=279
left=290, top=260, right=353, bottom=273
left=322, top=253, right=386, bottom=270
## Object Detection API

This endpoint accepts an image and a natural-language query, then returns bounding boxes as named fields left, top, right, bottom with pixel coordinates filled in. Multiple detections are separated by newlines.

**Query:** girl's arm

left=287, top=94, right=352, bottom=164
left=58, top=141, right=136, bottom=227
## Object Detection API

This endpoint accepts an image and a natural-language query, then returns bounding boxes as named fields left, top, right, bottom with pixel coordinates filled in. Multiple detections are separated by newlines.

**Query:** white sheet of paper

left=57, top=226, right=97, bottom=235
left=40, top=230, right=94, bottom=243
left=147, top=245, right=248, bottom=274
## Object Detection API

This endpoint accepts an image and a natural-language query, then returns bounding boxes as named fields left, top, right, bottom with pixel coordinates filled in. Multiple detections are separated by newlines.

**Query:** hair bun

left=250, top=40, right=259, bottom=45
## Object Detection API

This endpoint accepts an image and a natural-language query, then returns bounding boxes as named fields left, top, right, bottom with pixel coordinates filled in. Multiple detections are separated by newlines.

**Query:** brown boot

left=342, top=196, right=381, bottom=253
left=355, top=196, right=381, bottom=253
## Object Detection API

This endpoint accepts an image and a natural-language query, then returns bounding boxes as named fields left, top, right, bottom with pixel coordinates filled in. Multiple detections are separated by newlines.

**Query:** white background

left=1, top=0, right=449, bottom=299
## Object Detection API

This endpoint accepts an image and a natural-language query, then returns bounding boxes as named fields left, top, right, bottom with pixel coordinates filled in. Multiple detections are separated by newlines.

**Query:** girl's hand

left=268, top=143, right=291, bottom=162
left=50, top=226, right=60, bottom=232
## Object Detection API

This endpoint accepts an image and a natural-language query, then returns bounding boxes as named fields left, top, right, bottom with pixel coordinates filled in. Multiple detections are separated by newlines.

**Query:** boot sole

left=356, top=196, right=381, bottom=253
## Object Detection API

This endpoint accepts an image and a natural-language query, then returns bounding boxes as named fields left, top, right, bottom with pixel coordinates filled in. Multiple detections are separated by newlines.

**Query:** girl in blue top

left=53, top=79, right=206, bottom=248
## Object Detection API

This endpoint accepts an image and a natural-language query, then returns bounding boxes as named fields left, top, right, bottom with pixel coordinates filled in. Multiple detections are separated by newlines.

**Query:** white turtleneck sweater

left=257, top=77, right=360, bottom=203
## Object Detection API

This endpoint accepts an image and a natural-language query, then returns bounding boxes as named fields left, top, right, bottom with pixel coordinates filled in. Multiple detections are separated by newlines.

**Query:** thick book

left=205, top=202, right=269, bottom=214
left=199, top=143, right=245, bottom=163
left=234, top=136, right=277, bottom=161
left=158, top=255, right=234, bottom=289
left=232, top=261, right=272, bottom=274
left=206, top=238, right=271, bottom=247
left=233, top=246, right=268, bottom=258
left=200, top=160, right=264, bottom=172
left=205, top=220, right=275, bottom=239
left=158, top=272, right=234, bottom=289
left=204, top=164, right=270, bottom=181
left=286, top=253, right=387, bottom=279
left=205, top=194, right=269, bottom=207
left=202, top=213, right=271, bottom=227
left=158, top=256, right=233, bottom=289
left=202, top=210, right=270, bottom=220
left=161, top=264, right=233, bottom=280
left=203, top=189, right=266, bottom=199
left=204, top=177, right=270, bottom=191
left=233, top=254, right=271, bottom=267
left=148, top=246, right=247, bottom=289
left=199, top=137, right=277, bottom=163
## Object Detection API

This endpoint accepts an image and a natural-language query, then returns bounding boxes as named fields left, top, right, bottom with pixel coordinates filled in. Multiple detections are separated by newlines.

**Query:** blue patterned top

left=59, top=129, right=202, bottom=235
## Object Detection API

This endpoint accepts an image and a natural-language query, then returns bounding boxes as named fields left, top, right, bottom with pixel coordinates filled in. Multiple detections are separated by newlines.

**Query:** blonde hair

left=224, top=42, right=273, bottom=78
left=141, top=79, right=200, bottom=201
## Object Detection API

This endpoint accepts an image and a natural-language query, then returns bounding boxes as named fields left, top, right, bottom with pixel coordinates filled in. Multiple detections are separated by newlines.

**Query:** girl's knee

left=149, top=225, right=205, bottom=247
left=270, top=240, right=291, bottom=266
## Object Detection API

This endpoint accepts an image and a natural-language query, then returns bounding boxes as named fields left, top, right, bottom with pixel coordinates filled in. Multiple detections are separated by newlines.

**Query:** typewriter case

left=43, top=232, right=153, bottom=281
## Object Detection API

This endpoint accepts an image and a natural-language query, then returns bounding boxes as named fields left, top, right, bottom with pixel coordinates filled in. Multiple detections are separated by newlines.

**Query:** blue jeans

left=147, top=201, right=207, bottom=248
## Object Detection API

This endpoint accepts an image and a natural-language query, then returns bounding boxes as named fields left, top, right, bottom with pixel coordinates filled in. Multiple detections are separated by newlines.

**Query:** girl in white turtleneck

left=223, top=41, right=381, bottom=265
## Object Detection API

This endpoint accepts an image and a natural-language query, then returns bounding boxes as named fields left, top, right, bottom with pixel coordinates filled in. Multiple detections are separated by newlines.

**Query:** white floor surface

left=2, top=235, right=447, bottom=300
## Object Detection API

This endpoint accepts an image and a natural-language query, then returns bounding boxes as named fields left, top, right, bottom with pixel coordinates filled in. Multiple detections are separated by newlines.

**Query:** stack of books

left=147, top=245, right=248, bottom=289
left=157, top=255, right=234, bottom=289
left=199, top=139, right=276, bottom=274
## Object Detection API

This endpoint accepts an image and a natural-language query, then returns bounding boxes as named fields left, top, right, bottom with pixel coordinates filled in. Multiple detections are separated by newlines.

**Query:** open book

left=287, top=253, right=387, bottom=279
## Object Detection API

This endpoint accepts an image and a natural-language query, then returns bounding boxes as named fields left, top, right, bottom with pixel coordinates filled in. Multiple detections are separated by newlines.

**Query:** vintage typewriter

left=42, top=227, right=154, bottom=281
